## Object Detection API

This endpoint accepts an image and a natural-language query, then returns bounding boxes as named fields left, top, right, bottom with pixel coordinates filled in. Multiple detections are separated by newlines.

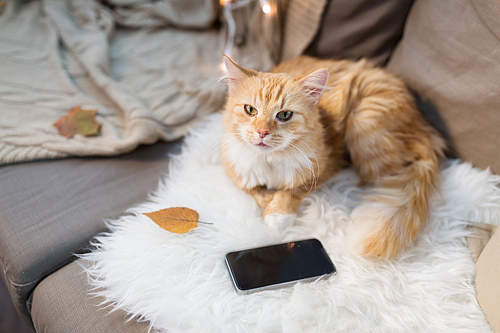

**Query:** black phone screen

left=225, top=238, right=336, bottom=292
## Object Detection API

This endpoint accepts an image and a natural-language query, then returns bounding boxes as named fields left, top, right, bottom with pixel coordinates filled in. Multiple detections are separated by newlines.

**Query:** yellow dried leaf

left=144, top=207, right=199, bottom=234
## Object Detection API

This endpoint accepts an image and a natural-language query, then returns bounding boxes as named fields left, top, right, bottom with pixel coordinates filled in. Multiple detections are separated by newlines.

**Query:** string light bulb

left=258, top=0, right=272, bottom=14
left=262, top=3, right=271, bottom=14
left=219, top=61, right=227, bottom=72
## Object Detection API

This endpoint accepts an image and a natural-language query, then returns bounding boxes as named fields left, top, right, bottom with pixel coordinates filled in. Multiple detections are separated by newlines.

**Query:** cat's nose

left=257, top=129, right=270, bottom=138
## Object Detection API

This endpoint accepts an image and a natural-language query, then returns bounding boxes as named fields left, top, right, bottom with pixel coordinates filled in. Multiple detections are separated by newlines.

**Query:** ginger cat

left=220, top=55, right=445, bottom=258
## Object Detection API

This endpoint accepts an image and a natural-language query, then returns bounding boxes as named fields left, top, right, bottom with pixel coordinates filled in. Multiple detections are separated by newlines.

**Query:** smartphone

left=225, top=238, right=336, bottom=294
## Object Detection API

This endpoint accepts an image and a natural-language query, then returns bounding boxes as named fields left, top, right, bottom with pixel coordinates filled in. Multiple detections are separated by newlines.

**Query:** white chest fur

left=222, top=139, right=314, bottom=190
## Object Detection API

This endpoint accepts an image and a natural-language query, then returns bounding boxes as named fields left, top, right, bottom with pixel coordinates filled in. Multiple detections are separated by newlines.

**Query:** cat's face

left=223, top=56, right=328, bottom=155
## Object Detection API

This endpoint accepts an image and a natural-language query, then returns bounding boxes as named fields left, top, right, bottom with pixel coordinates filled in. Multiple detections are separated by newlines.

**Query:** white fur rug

left=82, top=113, right=499, bottom=333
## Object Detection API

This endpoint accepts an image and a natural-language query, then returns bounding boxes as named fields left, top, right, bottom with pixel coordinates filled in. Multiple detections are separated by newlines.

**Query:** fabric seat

left=31, top=260, right=150, bottom=333
left=0, top=140, right=182, bottom=325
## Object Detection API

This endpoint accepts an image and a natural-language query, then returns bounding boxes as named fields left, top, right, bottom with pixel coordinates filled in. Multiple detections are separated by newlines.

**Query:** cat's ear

left=223, top=55, right=254, bottom=94
left=299, top=68, right=329, bottom=104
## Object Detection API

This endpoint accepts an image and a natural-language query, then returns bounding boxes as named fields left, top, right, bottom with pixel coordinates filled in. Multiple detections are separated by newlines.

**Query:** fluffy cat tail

left=350, top=156, right=441, bottom=258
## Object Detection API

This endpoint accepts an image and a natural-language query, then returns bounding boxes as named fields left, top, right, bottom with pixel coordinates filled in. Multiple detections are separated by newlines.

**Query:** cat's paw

left=264, top=213, right=296, bottom=232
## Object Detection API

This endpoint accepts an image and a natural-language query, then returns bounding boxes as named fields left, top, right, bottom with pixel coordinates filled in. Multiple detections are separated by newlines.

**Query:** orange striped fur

left=221, top=55, right=445, bottom=258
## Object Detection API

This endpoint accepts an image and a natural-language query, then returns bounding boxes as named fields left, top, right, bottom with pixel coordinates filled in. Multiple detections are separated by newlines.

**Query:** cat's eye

left=244, top=104, right=258, bottom=116
left=276, top=111, right=294, bottom=122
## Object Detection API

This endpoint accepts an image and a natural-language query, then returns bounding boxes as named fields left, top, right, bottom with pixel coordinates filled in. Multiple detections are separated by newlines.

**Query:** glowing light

left=219, top=61, right=227, bottom=72
left=262, top=3, right=271, bottom=14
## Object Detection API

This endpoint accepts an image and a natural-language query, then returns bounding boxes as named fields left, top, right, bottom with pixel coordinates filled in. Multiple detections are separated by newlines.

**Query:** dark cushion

left=306, top=0, right=414, bottom=66
left=387, top=0, right=500, bottom=174
left=0, top=140, right=181, bottom=325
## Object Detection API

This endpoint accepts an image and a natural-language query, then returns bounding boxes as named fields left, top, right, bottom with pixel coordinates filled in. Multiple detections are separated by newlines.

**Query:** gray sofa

left=1, top=0, right=499, bottom=332
left=0, top=141, right=181, bottom=332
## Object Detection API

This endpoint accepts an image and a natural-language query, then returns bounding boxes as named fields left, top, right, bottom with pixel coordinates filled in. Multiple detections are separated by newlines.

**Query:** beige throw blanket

left=0, top=0, right=325, bottom=165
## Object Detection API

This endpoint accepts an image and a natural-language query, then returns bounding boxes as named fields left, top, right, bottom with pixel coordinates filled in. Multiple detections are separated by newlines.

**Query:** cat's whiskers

left=288, top=140, right=320, bottom=194
left=293, top=138, right=321, bottom=183
left=279, top=147, right=299, bottom=192
left=202, top=132, right=240, bottom=166
left=287, top=143, right=315, bottom=193
left=201, top=134, right=226, bottom=166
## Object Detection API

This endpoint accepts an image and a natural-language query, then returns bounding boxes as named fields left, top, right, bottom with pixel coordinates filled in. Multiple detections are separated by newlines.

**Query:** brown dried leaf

left=53, top=106, right=101, bottom=138
left=144, top=207, right=200, bottom=234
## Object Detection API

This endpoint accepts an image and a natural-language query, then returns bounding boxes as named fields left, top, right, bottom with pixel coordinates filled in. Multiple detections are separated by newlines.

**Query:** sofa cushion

left=0, top=140, right=181, bottom=325
left=31, top=260, right=149, bottom=333
left=306, top=0, right=414, bottom=66
left=387, top=0, right=500, bottom=174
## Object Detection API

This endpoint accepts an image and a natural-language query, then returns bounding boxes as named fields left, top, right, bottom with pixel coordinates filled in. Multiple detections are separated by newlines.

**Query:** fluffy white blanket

left=82, top=113, right=499, bottom=332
